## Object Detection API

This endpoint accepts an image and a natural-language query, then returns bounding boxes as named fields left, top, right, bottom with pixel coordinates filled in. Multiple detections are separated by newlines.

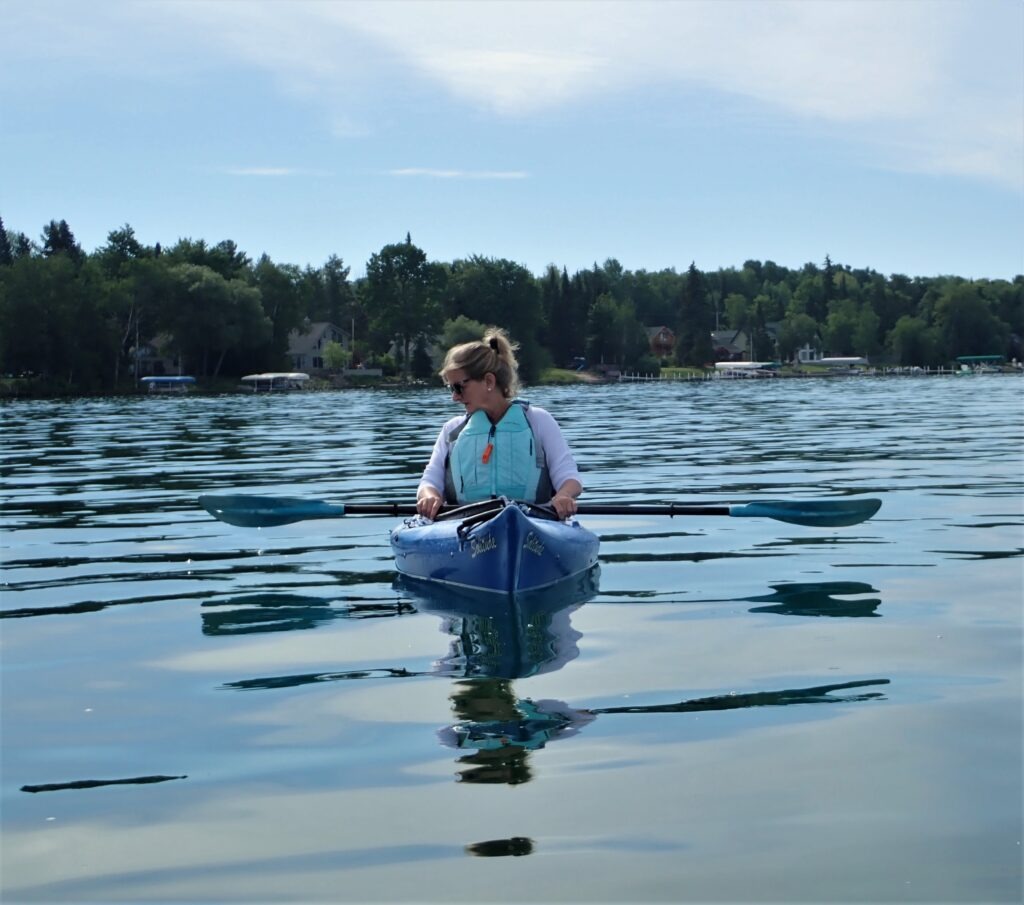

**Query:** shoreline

left=2, top=366, right=1020, bottom=401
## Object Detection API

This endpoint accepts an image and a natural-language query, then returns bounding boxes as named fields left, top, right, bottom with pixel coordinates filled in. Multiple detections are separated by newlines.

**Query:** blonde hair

left=441, top=327, right=521, bottom=398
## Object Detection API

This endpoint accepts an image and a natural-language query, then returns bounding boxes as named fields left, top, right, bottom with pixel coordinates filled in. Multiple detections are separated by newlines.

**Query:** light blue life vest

left=444, top=402, right=551, bottom=504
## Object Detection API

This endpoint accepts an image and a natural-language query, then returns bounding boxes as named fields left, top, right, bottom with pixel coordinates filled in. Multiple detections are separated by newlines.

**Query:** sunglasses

left=444, top=377, right=477, bottom=395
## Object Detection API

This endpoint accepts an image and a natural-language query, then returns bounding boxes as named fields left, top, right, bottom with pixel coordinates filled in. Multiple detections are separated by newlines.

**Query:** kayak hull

left=390, top=502, right=600, bottom=595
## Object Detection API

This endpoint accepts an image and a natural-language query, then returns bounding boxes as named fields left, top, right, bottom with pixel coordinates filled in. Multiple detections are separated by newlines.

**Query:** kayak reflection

left=394, top=565, right=600, bottom=680
left=396, top=567, right=600, bottom=785
left=220, top=567, right=599, bottom=690
left=398, top=569, right=889, bottom=786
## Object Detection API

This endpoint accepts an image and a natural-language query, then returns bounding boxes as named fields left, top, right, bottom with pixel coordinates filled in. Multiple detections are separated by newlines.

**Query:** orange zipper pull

left=481, top=443, right=494, bottom=464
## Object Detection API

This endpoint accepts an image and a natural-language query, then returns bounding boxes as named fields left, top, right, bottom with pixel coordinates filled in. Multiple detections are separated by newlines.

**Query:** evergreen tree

left=13, top=233, right=32, bottom=258
left=165, top=238, right=251, bottom=280
left=321, top=254, right=355, bottom=325
left=561, top=267, right=586, bottom=362
left=411, top=337, right=434, bottom=379
left=0, top=215, right=13, bottom=266
left=541, top=264, right=575, bottom=366
left=40, top=219, right=84, bottom=264
left=822, top=254, right=836, bottom=311
left=675, top=262, right=714, bottom=366
left=96, top=224, right=147, bottom=279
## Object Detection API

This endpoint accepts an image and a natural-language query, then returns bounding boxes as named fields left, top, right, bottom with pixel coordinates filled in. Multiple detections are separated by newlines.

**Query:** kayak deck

left=390, top=499, right=600, bottom=595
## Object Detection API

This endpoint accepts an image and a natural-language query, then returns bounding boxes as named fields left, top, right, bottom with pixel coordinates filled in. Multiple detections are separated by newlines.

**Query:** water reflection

left=394, top=570, right=598, bottom=788
left=397, top=566, right=598, bottom=680
left=437, top=677, right=890, bottom=787
left=746, top=581, right=882, bottom=618
left=21, top=774, right=187, bottom=794
left=465, top=836, right=534, bottom=857
left=217, top=572, right=890, bottom=793
left=398, top=570, right=890, bottom=789
left=201, top=593, right=414, bottom=635
left=440, top=680, right=595, bottom=785
left=631, top=580, right=885, bottom=618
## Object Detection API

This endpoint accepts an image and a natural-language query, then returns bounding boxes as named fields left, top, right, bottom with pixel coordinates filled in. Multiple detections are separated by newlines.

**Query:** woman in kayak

left=416, top=328, right=582, bottom=520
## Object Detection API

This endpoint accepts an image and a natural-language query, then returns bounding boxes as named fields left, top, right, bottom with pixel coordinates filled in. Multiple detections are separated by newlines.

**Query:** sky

left=2, top=0, right=1022, bottom=281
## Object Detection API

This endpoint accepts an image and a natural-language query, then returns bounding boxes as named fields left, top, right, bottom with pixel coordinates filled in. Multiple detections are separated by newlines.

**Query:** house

left=288, top=322, right=348, bottom=373
left=645, top=326, right=675, bottom=358
left=134, top=333, right=183, bottom=377
left=796, top=343, right=821, bottom=364
left=710, top=329, right=749, bottom=361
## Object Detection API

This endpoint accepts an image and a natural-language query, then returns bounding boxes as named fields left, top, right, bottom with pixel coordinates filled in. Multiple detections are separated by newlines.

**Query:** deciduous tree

left=363, top=236, right=442, bottom=376
left=442, top=256, right=545, bottom=380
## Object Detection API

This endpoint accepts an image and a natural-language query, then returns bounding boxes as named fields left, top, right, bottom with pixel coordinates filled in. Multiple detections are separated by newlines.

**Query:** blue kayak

left=390, top=499, right=600, bottom=595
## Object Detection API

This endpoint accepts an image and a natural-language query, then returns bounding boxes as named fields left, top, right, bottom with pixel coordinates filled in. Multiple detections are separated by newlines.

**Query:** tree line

left=0, top=215, right=1020, bottom=394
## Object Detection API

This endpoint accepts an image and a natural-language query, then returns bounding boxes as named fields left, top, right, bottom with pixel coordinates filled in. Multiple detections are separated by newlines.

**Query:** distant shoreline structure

left=617, top=363, right=1022, bottom=382
left=2, top=363, right=1020, bottom=400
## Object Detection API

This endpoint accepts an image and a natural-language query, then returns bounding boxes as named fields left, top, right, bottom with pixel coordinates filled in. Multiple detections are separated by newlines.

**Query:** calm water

left=1, top=377, right=1022, bottom=904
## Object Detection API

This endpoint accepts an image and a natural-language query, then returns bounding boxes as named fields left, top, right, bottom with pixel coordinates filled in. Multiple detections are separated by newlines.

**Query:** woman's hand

left=550, top=493, right=577, bottom=519
left=416, top=488, right=444, bottom=520
left=550, top=479, right=581, bottom=519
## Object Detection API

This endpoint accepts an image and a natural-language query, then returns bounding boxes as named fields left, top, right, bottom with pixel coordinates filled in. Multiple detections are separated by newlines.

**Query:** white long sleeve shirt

left=418, top=404, right=581, bottom=499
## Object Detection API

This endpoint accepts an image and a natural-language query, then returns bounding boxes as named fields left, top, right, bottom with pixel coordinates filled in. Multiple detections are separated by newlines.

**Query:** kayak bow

left=390, top=500, right=600, bottom=595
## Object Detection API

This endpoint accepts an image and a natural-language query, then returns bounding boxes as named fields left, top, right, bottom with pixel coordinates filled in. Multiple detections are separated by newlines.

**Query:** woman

left=416, top=328, right=582, bottom=520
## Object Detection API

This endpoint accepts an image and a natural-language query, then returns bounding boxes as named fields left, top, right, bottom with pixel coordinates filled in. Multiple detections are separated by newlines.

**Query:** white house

left=288, top=322, right=348, bottom=372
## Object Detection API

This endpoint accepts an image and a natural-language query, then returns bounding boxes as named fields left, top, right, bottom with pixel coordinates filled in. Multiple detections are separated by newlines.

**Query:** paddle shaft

left=199, top=493, right=880, bottom=528
left=344, top=502, right=420, bottom=517
left=576, top=503, right=728, bottom=517
left=357, top=503, right=734, bottom=517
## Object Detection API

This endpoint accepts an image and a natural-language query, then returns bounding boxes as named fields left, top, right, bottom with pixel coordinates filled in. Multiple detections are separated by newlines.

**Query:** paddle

left=198, top=494, right=881, bottom=529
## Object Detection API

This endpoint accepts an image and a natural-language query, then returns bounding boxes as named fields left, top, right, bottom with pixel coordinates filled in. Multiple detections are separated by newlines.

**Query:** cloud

left=389, top=168, right=528, bottom=180
left=325, top=0, right=1022, bottom=188
left=223, top=167, right=298, bottom=177
left=220, top=166, right=333, bottom=178
left=10, top=0, right=1022, bottom=189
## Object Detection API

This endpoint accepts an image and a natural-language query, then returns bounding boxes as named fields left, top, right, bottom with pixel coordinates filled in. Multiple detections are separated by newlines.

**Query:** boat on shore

left=714, top=361, right=780, bottom=378
left=239, top=372, right=310, bottom=392
left=140, top=375, right=195, bottom=393
left=390, top=498, right=600, bottom=595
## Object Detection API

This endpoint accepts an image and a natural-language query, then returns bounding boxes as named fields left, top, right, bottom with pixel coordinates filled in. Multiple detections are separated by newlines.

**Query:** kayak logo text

left=470, top=534, right=497, bottom=558
left=524, top=533, right=545, bottom=557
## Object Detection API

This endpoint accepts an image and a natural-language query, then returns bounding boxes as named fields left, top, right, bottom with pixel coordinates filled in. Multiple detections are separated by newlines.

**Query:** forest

left=0, top=215, right=1021, bottom=394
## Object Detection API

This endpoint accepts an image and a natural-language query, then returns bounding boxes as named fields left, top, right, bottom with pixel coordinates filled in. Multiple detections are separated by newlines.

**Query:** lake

left=1, top=376, right=1022, bottom=904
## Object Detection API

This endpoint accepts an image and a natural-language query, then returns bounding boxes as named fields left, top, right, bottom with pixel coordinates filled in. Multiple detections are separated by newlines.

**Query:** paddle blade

left=199, top=494, right=346, bottom=528
left=729, top=498, right=881, bottom=528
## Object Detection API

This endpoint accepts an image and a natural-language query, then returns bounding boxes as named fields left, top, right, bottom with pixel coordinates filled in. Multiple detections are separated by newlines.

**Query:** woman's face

left=443, top=368, right=494, bottom=414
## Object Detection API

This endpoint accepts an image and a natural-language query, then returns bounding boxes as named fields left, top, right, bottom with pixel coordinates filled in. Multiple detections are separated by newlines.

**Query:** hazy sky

left=3, top=0, right=1022, bottom=279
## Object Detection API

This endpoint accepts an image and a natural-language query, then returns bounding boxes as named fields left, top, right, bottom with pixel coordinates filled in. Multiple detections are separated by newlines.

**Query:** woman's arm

left=527, top=407, right=583, bottom=518
left=416, top=418, right=460, bottom=518
left=550, top=478, right=582, bottom=518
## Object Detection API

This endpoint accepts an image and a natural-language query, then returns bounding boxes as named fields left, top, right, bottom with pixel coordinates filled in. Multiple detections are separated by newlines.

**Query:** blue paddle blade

left=199, top=494, right=346, bottom=527
left=729, top=498, right=881, bottom=528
